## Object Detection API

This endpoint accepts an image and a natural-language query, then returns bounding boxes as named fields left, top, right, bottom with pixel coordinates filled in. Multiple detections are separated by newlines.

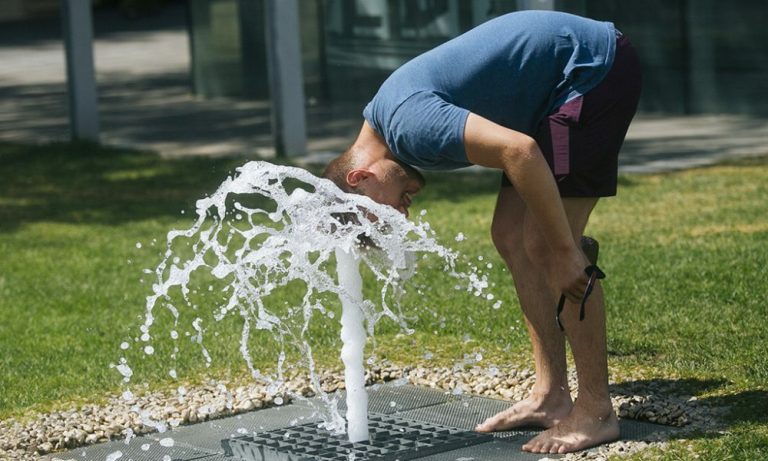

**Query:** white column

left=264, top=0, right=307, bottom=157
left=61, top=0, right=99, bottom=141
left=335, top=248, right=369, bottom=443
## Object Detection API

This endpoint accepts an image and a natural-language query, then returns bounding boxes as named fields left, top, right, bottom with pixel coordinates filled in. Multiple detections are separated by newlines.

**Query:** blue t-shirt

left=363, top=11, right=617, bottom=170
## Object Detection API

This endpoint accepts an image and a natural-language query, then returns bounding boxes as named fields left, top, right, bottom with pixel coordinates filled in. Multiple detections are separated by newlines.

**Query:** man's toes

left=522, top=437, right=543, bottom=453
left=474, top=416, right=498, bottom=432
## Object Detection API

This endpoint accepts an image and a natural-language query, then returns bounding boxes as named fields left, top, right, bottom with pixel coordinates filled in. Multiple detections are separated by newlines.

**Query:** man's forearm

left=501, top=139, right=576, bottom=253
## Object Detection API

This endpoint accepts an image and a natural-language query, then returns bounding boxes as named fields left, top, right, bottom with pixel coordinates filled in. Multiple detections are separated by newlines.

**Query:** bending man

left=323, top=10, right=642, bottom=454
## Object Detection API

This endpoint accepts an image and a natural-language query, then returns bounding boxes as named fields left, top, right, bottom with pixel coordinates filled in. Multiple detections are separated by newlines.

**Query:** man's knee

left=491, top=214, right=522, bottom=258
left=522, top=231, right=550, bottom=270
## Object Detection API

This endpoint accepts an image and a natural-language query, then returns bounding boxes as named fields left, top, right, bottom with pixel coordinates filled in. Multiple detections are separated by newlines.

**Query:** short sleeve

left=385, top=91, right=471, bottom=170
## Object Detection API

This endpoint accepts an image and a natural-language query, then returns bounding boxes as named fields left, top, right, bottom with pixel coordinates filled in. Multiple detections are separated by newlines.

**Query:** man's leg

left=520, top=196, right=618, bottom=454
left=477, top=189, right=619, bottom=453
left=476, top=186, right=573, bottom=431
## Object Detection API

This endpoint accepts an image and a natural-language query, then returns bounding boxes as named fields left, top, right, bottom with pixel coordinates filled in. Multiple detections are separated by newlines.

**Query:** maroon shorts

left=502, top=34, right=642, bottom=197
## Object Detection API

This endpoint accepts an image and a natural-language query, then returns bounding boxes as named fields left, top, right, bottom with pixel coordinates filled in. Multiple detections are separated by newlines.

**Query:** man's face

left=362, top=159, right=425, bottom=217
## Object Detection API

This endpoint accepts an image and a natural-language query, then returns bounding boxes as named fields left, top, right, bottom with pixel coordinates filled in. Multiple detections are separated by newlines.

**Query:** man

left=323, top=10, right=641, bottom=454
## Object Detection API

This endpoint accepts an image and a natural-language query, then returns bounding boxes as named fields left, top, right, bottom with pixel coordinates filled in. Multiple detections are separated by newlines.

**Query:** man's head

left=323, top=125, right=425, bottom=217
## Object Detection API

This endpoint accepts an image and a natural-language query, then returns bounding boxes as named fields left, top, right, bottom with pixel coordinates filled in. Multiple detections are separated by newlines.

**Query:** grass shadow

left=0, top=142, right=514, bottom=233
left=611, top=377, right=728, bottom=399
left=419, top=169, right=504, bottom=203
left=0, top=141, right=251, bottom=232
left=610, top=377, right=768, bottom=442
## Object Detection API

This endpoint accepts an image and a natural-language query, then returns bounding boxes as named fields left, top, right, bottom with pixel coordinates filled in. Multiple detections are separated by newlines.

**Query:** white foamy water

left=120, top=161, right=490, bottom=440
left=336, top=248, right=369, bottom=442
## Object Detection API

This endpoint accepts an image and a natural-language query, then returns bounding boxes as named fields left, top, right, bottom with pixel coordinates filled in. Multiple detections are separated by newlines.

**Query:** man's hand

left=552, top=244, right=591, bottom=303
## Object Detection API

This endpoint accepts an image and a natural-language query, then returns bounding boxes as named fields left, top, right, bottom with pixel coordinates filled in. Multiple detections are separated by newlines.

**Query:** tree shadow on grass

left=0, top=142, right=518, bottom=233
left=0, top=142, right=251, bottom=232
left=610, top=377, right=768, bottom=441
left=419, top=170, right=507, bottom=203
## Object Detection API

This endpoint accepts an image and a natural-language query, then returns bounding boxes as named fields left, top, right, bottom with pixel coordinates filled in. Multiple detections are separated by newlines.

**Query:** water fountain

left=67, top=160, right=674, bottom=461
left=117, top=161, right=491, bottom=447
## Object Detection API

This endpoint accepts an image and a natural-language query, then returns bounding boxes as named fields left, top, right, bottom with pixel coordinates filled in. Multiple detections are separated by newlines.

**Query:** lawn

left=0, top=141, right=766, bottom=459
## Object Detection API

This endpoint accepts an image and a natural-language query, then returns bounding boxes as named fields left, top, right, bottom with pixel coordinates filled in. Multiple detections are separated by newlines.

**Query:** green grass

left=1, top=141, right=766, bottom=459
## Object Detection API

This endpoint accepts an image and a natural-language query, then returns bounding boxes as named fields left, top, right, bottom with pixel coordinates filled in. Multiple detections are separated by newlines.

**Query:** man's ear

left=346, top=168, right=374, bottom=188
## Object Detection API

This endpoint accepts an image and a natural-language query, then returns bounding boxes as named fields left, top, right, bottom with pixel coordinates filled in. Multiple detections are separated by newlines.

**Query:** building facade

left=188, top=0, right=768, bottom=117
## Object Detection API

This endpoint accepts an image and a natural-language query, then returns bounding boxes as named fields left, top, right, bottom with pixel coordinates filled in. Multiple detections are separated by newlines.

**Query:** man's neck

left=355, top=122, right=393, bottom=165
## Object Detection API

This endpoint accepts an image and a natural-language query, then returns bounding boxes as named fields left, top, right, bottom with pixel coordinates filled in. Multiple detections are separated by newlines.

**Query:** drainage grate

left=223, top=413, right=493, bottom=461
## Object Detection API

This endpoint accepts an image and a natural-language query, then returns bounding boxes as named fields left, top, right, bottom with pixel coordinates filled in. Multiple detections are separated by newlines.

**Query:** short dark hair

left=322, top=147, right=356, bottom=193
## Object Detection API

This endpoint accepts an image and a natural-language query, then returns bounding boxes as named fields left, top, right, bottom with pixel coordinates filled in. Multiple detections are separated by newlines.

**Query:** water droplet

left=159, top=438, right=174, bottom=447
left=116, top=360, right=133, bottom=379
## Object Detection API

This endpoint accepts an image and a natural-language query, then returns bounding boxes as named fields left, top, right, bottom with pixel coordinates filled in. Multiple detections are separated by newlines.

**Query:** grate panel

left=412, top=438, right=556, bottom=461
left=225, top=413, right=493, bottom=461
left=304, top=384, right=452, bottom=416
left=400, top=396, right=528, bottom=436
left=164, top=404, right=321, bottom=454
left=41, top=436, right=215, bottom=461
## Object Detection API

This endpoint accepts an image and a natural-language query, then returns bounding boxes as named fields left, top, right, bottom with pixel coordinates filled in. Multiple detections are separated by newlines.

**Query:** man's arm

left=463, top=112, right=589, bottom=302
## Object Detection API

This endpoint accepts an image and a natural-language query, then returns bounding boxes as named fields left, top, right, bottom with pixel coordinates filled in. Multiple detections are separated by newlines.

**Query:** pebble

left=0, top=365, right=727, bottom=461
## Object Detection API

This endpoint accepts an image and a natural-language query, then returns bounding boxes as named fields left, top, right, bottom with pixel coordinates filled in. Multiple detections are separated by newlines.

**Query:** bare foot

left=521, top=404, right=620, bottom=454
left=475, top=391, right=573, bottom=432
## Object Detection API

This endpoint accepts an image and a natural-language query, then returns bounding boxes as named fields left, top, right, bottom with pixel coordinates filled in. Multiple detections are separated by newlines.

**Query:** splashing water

left=120, top=161, right=489, bottom=440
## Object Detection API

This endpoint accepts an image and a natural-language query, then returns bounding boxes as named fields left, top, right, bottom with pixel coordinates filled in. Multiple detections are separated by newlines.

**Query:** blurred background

left=1, top=0, right=766, bottom=160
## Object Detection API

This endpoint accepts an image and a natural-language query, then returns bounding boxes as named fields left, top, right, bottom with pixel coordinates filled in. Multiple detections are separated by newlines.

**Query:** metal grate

left=224, top=413, right=493, bottom=461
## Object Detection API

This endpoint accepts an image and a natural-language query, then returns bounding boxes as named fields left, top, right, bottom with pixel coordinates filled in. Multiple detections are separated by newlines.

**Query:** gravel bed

left=0, top=365, right=727, bottom=461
